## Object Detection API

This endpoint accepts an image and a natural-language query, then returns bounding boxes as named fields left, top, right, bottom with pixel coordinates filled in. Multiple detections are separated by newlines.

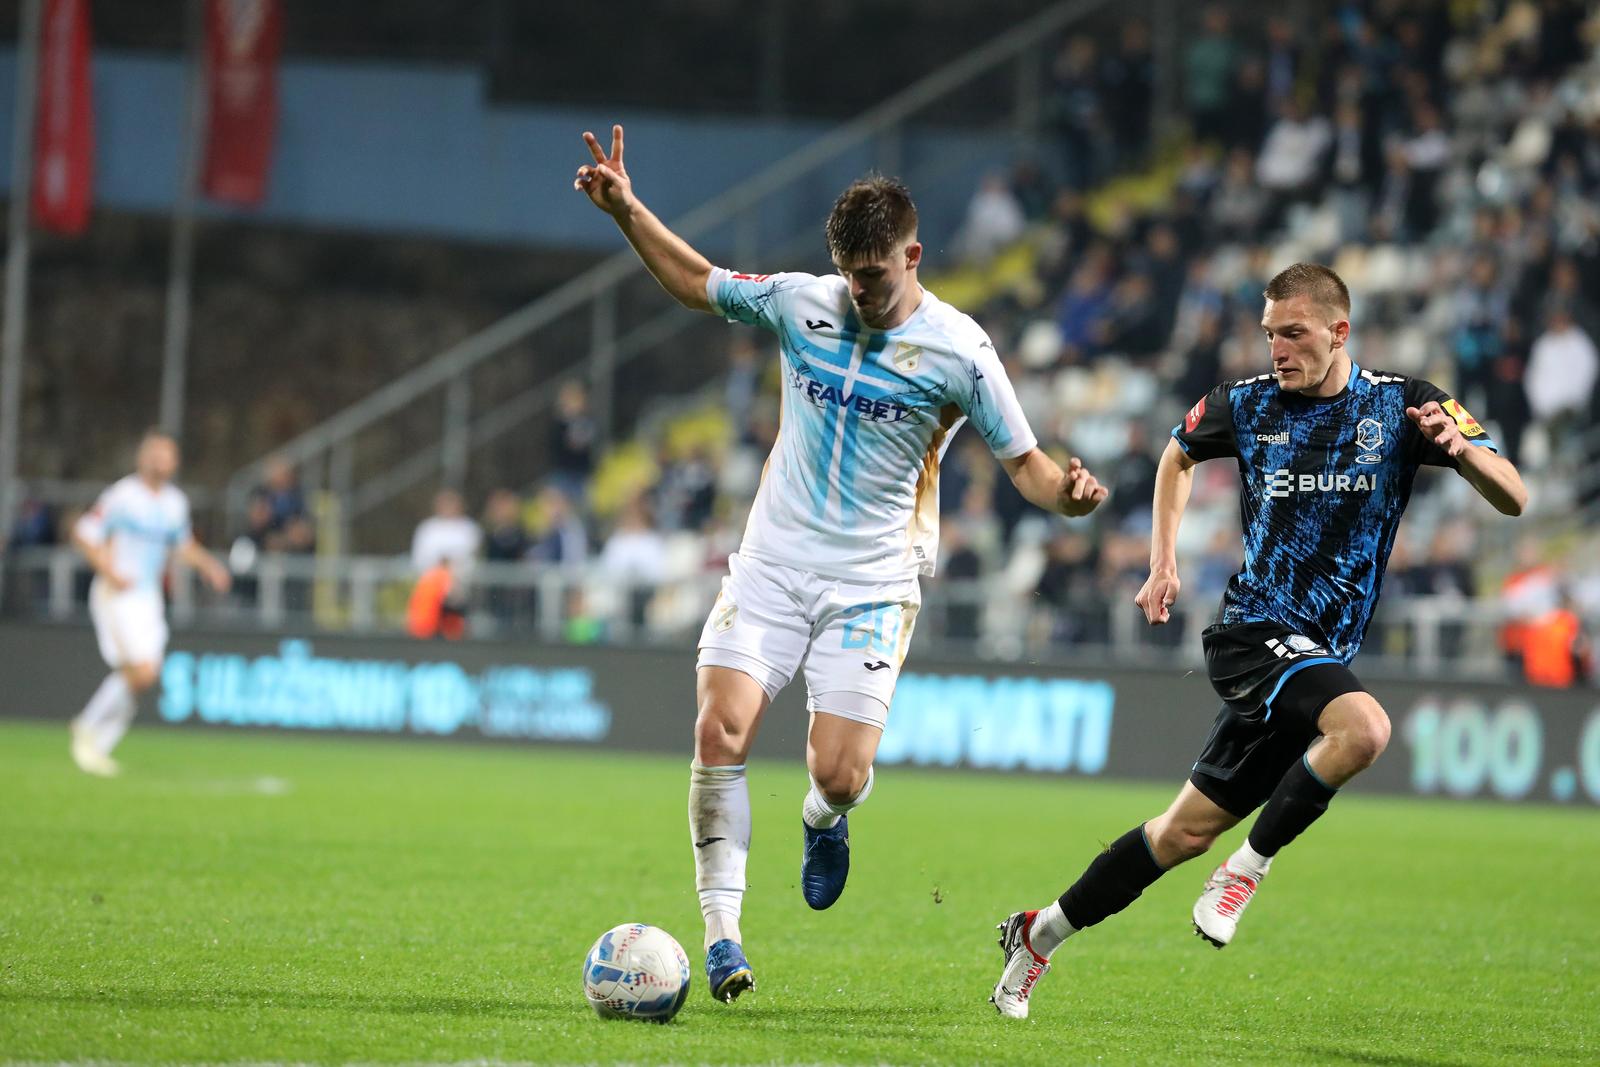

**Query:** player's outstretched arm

left=1135, top=438, right=1199, bottom=626
left=177, top=538, right=233, bottom=594
left=1000, top=448, right=1108, bottom=519
left=1406, top=401, right=1528, bottom=516
left=573, top=124, right=713, bottom=314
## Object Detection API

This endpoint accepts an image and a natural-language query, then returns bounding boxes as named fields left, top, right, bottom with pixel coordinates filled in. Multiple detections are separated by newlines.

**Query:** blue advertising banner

left=3, top=623, right=1596, bottom=806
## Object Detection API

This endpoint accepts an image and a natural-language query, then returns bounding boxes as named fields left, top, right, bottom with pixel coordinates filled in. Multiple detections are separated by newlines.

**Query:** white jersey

left=75, top=475, right=192, bottom=594
left=707, top=267, right=1037, bottom=582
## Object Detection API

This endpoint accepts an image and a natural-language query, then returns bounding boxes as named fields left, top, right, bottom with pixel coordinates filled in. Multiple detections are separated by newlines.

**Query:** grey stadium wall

left=3, top=623, right=1597, bottom=808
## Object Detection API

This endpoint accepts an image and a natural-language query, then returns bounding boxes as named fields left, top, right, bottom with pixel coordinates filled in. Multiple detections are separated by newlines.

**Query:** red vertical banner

left=31, top=0, right=95, bottom=236
left=202, top=0, right=283, bottom=206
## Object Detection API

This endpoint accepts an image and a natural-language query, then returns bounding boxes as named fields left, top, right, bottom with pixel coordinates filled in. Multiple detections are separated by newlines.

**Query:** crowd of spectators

left=939, top=0, right=1600, bottom=679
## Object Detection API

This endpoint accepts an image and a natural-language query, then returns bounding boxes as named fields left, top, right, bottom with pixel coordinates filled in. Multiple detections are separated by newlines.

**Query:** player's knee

left=1147, top=818, right=1218, bottom=864
left=1333, top=709, right=1390, bottom=769
left=693, top=708, right=751, bottom=765
left=810, top=759, right=869, bottom=805
left=123, top=663, right=160, bottom=692
left=1351, top=713, right=1391, bottom=768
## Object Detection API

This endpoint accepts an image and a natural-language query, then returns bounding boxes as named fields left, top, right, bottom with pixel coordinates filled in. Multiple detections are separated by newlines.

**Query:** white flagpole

left=159, top=0, right=208, bottom=440
left=0, top=0, right=45, bottom=591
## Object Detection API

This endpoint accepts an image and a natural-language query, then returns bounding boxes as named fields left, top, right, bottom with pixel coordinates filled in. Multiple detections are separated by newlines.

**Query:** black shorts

left=1189, top=621, right=1367, bottom=818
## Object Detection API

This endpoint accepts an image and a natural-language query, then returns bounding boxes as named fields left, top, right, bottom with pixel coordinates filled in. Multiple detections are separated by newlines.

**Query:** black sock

left=1058, top=826, right=1167, bottom=930
left=1247, top=755, right=1337, bottom=857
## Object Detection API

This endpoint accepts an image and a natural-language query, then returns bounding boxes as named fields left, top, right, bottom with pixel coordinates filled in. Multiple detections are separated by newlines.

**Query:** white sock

left=689, top=763, right=751, bottom=951
left=1227, top=840, right=1274, bottom=881
left=96, top=691, right=139, bottom=756
left=1029, top=900, right=1078, bottom=957
left=74, top=672, right=134, bottom=749
left=700, top=891, right=742, bottom=947
left=802, top=766, right=874, bottom=829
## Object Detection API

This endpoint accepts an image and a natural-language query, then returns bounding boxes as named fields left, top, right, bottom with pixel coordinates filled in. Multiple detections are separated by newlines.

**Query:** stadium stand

left=2, top=1, right=1596, bottom=687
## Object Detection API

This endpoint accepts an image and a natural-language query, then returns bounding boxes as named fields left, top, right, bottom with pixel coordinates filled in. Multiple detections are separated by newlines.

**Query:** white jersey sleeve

left=74, top=487, right=114, bottom=546
left=75, top=477, right=191, bottom=593
left=706, top=268, right=819, bottom=332
left=947, top=327, right=1037, bottom=461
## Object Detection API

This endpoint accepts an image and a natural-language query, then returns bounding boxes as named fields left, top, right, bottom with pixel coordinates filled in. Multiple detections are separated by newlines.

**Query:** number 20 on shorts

left=840, top=602, right=903, bottom=655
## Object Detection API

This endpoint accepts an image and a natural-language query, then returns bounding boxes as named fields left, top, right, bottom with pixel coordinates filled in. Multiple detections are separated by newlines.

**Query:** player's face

left=1260, top=295, right=1350, bottom=395
left=136, top=436, right=180, bottom=484
left=834, top=239, right=922, bottom=329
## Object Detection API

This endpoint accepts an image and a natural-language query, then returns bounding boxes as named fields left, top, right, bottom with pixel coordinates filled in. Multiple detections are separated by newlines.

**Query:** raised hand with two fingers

left=573, top=124, right=635, bottom=217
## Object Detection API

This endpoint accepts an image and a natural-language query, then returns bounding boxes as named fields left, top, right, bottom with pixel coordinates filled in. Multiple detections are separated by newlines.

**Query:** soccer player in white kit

left=575, top=125, right=1108, bottom=1002
left=68, top=431, right=231, bottom=776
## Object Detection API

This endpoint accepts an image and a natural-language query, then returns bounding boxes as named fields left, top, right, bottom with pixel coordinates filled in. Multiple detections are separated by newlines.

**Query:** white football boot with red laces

left=1193, top=863, right=1261, bottom=947
left=990, top=911, right=1051, bottom=1019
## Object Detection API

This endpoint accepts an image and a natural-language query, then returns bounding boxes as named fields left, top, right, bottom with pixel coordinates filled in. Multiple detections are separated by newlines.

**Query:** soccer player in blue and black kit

left=990, top=263, right=1528, bottom=1018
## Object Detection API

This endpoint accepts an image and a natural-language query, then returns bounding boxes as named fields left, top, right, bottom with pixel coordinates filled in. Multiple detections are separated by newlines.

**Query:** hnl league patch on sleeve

left=1443, top=399, right=1485, bottom=437
left=1184, top=396, right=1206, bottom=433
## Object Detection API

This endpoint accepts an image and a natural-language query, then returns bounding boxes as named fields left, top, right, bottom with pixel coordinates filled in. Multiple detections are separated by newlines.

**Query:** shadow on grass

left=0, top=985, right=562, bottom=1020
left=1305, top=1048, right=1480, bottom=1067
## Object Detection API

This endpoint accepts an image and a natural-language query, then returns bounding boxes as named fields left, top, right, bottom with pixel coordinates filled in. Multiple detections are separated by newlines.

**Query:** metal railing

left=220, top=0, right=1125, bottom=547
left=1580, top=421, right=1600, bottom=521
left=7, top=545, right=1582, bottom=683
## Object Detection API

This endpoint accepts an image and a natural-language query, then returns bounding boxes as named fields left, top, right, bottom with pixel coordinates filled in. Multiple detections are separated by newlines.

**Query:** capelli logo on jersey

left=1255, top=431, right=1290, bottom=444
left=1264, top=469, right=1377, bottom=498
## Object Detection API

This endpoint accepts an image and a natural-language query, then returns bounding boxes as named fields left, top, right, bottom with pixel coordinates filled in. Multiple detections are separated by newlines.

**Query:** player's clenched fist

left=574, top=124, right=635, bottom=217
left=1405, top=401, right=1465, bottom=458
left=1134, top=569, right=1180, bottom=626
left=1056, top=456, right=1109, bottom=518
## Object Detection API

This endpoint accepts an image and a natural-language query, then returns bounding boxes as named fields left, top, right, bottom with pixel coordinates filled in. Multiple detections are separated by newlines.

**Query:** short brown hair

left=1263, top=262, right=1350, bottom=317
left=825, top=175, right=918, bottom=262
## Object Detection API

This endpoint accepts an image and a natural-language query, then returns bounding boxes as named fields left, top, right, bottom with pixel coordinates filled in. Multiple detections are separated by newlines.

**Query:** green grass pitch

left=1, top=720, right=1595, bottom=1065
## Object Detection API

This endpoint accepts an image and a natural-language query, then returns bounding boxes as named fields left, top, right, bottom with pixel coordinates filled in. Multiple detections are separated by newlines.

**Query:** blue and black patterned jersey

left=1172, top=364, right=1498, bottom=662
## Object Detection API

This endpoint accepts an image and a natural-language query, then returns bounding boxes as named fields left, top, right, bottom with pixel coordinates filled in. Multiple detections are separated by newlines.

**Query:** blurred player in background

left=68, top=431, right=230, bottom=776
left=990, top=263, right=1528, bottom=1018
left=575, top=124, right=1108, bottom=1003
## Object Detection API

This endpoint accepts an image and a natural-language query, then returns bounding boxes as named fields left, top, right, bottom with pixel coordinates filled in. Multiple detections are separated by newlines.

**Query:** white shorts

left=90, top=581, right=169, bottom=669
left=696, top=552, right=921, bottom=730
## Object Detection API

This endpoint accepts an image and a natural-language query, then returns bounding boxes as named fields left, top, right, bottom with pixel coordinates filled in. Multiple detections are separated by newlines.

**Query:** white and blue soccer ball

left=582, top=922, right=692, bottom=1023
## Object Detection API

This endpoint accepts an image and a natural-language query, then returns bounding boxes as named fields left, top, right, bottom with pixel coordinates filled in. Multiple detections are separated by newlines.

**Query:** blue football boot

left=705, top=938, right=755, bottom=1002
left=800, top=815, right=850, bottom=910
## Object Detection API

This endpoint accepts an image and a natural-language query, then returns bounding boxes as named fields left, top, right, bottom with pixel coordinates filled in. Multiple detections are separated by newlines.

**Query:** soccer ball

left=582, top=922, right=692, bottom=1023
